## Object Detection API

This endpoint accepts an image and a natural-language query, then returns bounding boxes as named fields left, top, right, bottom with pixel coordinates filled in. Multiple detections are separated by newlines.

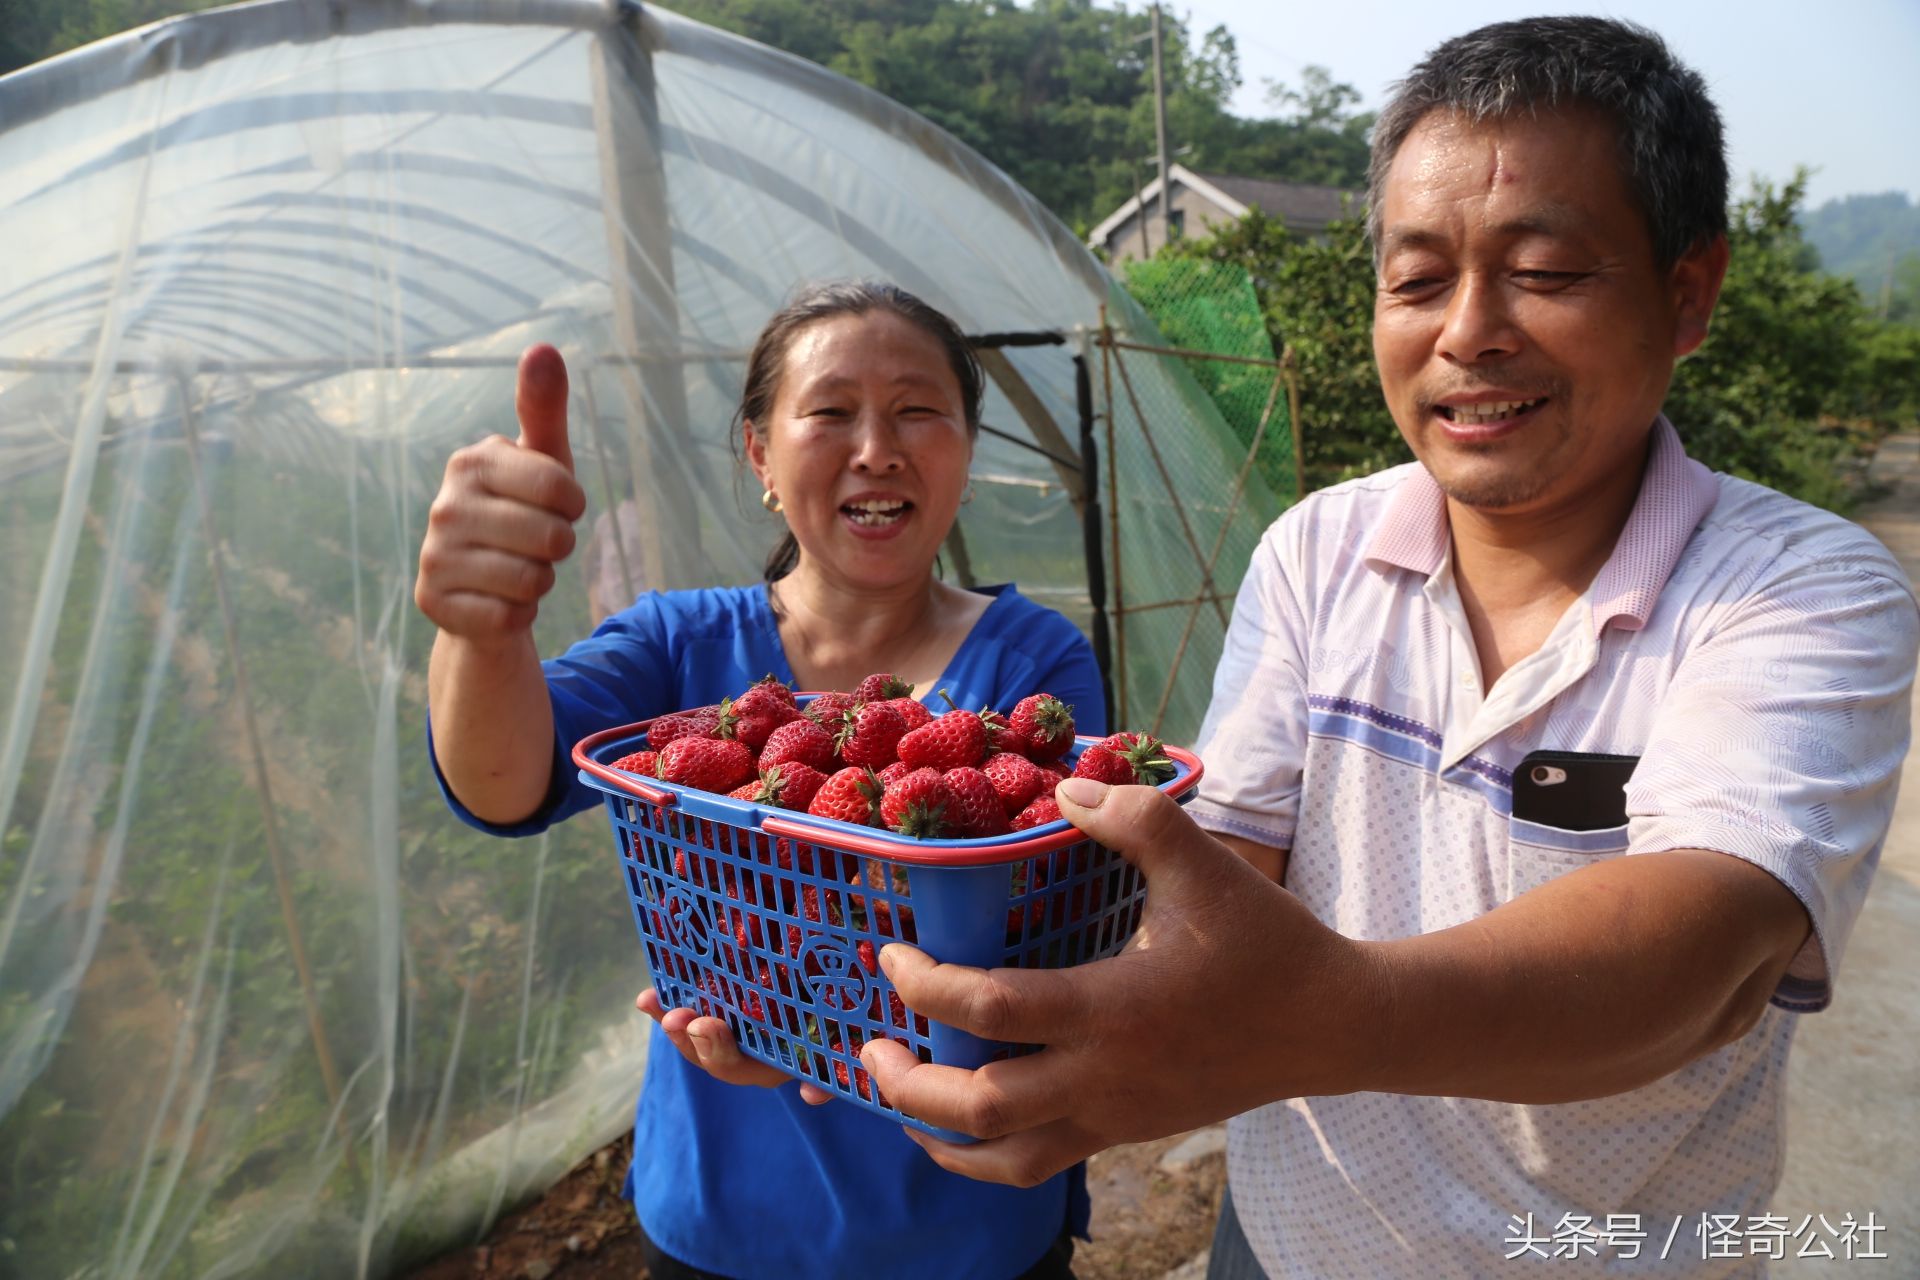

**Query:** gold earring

left=761, top=489, right=783, bottom=514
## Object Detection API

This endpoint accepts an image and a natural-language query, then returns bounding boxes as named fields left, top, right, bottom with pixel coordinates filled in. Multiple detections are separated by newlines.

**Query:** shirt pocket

left=1505, top=817, right=1631, bottom=900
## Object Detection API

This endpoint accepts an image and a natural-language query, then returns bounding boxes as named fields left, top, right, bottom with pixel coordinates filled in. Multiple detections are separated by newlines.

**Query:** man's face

left=1372, top=106, right=1723, bottom=514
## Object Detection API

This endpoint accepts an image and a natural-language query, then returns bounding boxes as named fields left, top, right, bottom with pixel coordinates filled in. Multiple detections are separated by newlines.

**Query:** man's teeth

left=846, top=500, right=908, bottom=526
left=1444, top=398, right=1544, bottom=426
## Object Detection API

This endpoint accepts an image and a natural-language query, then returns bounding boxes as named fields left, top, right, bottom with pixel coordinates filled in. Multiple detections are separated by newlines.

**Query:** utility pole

left=1150, top=4, right=1173, bottom=242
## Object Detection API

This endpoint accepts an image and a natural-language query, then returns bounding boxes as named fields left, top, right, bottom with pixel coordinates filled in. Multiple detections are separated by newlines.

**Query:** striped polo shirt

left=1187, top=416, right=1919, bottom=1278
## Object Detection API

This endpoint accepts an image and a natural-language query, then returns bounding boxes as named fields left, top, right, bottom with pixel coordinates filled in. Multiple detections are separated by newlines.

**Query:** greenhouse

left=0, top=1, right=1283, bottom=1274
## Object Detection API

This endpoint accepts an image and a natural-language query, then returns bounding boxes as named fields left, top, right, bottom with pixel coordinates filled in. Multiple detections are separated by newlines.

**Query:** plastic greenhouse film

left=0, top=1, right=1278, bottom=1275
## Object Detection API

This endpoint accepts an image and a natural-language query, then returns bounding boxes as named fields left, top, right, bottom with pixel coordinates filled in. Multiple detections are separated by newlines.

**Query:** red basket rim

left=571, top=702, right=1205, bottom=867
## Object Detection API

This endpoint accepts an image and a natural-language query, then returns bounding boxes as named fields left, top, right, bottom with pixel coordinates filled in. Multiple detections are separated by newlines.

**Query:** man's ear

left=1672, top=234, right=1731, bottom=358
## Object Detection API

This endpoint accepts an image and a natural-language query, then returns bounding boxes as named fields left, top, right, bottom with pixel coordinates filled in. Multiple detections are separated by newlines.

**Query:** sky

left=1174, top=0, right=1920, bottom=209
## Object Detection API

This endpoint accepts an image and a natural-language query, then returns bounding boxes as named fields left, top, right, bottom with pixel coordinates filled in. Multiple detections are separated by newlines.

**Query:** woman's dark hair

left=736, top=280, right=984, bottom=583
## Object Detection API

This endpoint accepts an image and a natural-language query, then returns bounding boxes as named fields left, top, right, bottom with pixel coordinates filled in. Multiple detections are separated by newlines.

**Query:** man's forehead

left=1376, top=107, right=1632, bottom=236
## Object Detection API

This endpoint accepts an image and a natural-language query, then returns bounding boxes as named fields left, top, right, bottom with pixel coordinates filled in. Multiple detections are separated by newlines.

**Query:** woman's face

left=747, top=310, right=974, bottom=591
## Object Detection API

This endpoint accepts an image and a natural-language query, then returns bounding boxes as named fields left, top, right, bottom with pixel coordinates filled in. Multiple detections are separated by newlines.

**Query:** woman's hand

left=415, top=344, right=586, bottom=646
left=636, top=989, right=834, bottom=1104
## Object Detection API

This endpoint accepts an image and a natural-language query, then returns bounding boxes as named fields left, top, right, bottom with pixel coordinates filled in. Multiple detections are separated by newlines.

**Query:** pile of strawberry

left=609, top=671, right=1176, bottom=839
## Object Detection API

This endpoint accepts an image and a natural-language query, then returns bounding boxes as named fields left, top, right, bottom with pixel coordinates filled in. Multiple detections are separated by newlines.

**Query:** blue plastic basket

left=574, top=702, right=1204, bottom=1141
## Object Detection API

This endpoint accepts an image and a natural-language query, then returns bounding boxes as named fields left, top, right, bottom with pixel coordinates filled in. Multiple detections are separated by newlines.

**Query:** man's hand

left=635, top=989, right=834, bottom=1104
left=415, top=344, right=587, bottom=645
left=859, top=777, right=1388, bottom=1187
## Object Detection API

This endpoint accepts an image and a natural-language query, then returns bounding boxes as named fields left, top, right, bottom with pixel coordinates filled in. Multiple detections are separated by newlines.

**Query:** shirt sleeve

left=429, top=594, right=681, bottom=837
left=1626, top=559, right=1919, bottom=1012
left=1033, top=617, right=1108, bottom=740
left=1185, top=517, right=1311, bottom=850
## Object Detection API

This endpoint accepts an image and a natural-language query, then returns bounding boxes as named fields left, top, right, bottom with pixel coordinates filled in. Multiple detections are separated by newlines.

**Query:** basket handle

left=572, top=721, right=677, bottom=806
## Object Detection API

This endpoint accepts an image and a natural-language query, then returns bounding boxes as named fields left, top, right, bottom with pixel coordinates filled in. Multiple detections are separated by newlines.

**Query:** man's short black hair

left=1367, top=16, right=1728, bottom=267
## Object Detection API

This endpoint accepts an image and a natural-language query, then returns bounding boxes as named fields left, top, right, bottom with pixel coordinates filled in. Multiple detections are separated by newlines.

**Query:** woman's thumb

left=515, top=343, right=573, bottom=474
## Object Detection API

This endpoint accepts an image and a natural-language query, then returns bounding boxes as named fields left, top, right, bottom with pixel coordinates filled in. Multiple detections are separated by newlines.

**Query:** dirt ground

left=405, top=1126, right=1226, bottom=1280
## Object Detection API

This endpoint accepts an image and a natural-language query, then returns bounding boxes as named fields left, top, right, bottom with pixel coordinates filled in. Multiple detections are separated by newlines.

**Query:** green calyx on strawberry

left=718, top=683, right=801, bottom=749
left=880, top=767, right=953, bottom=838
left=835, top=701, right=907, bottom=769
left=804, top=690, right=858, bottom=726
left=807, top=765, right=885, bottom=827
left=853, top=672, right=915, bottom=703
left=735, top=761, right=827, bottom=811
left=1009, top=693, right=1076, bottom=762
left=1073, top=732, right=1175, bottom=786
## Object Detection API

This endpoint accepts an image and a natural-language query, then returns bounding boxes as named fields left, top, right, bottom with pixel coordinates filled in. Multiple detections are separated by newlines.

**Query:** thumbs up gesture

left=415, top=344, right=588, bottom=644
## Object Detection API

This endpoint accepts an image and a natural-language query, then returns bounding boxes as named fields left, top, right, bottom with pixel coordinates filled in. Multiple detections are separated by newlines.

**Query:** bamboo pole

left=1149, top=370, right=1283, bottom=734
left=174, top=376, right=351, bottom=1155
left=1099, top=306, right=1126, bottom=729
left=1283, top=345, right=1307, bottom=502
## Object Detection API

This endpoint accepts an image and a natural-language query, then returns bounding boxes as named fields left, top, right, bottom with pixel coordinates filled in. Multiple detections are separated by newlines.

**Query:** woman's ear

left=744, top=420, right=770, bottom=487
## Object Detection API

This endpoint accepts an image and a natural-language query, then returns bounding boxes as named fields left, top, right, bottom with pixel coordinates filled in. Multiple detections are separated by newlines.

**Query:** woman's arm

left=417, top=345, right=585, bottom=825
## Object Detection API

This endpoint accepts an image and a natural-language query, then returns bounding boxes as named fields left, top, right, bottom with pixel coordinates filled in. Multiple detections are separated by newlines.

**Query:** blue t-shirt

left=430, top=582, right=1107, bottom=1280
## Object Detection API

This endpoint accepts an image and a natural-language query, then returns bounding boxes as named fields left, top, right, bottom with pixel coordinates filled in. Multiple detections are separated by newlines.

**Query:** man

left=861, top=17, right=1919, bottom=1277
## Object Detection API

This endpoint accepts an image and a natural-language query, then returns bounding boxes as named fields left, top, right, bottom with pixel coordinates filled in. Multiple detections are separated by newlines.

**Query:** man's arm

left=1215, top=832, right=1288, bottom=883
left=862, top=780, right=1808, bottom=1188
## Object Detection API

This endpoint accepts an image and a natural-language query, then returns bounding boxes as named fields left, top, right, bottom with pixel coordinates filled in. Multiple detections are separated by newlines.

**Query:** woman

left=416, top=281, right=1106, bottom=1279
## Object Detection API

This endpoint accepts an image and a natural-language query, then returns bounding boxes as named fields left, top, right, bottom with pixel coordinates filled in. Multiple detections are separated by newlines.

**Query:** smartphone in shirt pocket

left=1507, top=751, right=1638, bottom=898
left=1511, top=750, right=1639, bottom=831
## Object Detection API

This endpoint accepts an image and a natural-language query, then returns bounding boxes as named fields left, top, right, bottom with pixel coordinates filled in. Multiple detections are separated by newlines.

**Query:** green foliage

left=1152, top=173, right=1919, bottom=510
left=667, top=0, right=1369, bottom=230
left=1160, top=209, right=1406, bottom=492
left=1666, top=173, right=1908, bottom=511
left=1122, top=255, right=1293, bottom=492
left=1800, top=190, right=1920, bottom=307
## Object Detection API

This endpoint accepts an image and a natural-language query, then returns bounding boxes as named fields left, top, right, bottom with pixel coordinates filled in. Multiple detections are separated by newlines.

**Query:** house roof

left=1192, top=172, right=1356, bottom=229
left=1087, top=162, right=1359, bottom=246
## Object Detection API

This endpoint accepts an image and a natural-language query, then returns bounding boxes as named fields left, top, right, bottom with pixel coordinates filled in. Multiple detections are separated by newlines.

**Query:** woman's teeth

left=845, top=500, right=909, bottom=526
left=1441, top=398, right=1546, bottom=426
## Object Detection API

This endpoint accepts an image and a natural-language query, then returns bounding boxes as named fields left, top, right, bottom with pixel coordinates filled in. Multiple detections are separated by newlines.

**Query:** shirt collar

left=1363, top=415, right=1720, bottom=636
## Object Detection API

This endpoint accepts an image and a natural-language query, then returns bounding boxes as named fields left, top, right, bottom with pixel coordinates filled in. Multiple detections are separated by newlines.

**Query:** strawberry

left=762, top=761, right=827, bottom=811
left=886, top=697, right=935, bottom=732
left=899, top=696, right=989, bottom=771
left=647, top=707, right=720, bottom=751
left=983, top=750, right=1048, bottom=816
left=610, top=749, right=659, bottom=776
left=942, top=766, right=1010, bottom=836
left=760, top=718, right=836, bottom=772
left=880, top=767, right=953, bottom=838
left=834, top=701, right=907, bottom=770
left=657, top=736, right=755, bottom=793
left=1041, top=759, right=1073, bottom=781
left=722, top=683, right=802, bottom=749
left=803, top=691, right=858, bottom=726
left=807, top=766, right=883, bottom=827
left=1092, top=732, right=1177, bottom=785
left=1011, top=795, right=1063, bottom=830
left=731, top=761, right=827, bottom=812
left=1069, top=744, right=1135, bottom=786
left=877, top=760, right=914, bottom=787
left=981, top=708, right=1032, bottom=757
left=853, top=672, right=914, bottom=703
left=752, top=674, right=798, bottom=708
left=1009, top=694, right=1076, bottom=762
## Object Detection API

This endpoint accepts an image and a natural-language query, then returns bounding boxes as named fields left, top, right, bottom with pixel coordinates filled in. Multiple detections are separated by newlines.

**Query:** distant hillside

left=1801, top=191, right=1920, bottom=305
